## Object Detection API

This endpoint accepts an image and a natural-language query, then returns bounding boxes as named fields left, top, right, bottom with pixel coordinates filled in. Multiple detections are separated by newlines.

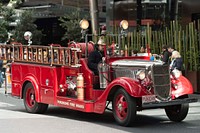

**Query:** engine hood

left=111, top=59, right=164, bottom=68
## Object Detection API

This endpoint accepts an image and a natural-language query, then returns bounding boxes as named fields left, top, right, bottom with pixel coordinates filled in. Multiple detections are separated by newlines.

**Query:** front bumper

left=142, top=94, right=200, bottom=108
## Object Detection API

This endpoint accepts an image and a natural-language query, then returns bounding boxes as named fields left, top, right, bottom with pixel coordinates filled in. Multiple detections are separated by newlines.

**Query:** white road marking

left=0, top=109, right=56, bottom=119
left=0, top=102, right=15, bottom=107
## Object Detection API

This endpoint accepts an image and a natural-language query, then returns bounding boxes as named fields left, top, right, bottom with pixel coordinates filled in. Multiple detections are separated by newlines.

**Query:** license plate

left=142, top=95, right=156, bottom=104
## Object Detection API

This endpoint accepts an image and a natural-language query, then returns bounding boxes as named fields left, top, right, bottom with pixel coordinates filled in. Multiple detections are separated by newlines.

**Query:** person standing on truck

left=88, top=37, right=105, bottom=75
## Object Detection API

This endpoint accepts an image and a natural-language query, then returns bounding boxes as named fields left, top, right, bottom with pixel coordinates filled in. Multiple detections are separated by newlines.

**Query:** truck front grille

left=152, top=65, right=171, bottom=100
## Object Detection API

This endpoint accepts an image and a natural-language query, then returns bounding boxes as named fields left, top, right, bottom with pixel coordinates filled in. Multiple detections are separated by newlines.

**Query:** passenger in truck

left=88, top=38, right=105, bottom=75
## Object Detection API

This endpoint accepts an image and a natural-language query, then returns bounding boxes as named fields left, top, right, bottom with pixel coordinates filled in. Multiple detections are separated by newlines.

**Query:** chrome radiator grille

left=152, top=65, right=171, bottom=100
left=114, top=68, right=136, bottom=79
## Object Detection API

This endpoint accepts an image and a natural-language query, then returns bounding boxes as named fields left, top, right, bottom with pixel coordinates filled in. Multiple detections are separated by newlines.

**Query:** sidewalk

left=0, top=82, right=11, bottom=94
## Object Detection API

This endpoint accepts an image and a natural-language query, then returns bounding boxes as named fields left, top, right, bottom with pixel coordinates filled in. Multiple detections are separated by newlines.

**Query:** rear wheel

left=23, top=83, right=48, bottom=113
left=112, top=88, right=137, bottom=126
left=165, top=103, right=189, bottom=122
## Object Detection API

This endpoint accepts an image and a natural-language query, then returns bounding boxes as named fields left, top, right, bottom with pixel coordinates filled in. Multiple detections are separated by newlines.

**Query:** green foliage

left=0, top=4, right=42, bottom=44
left=105, top=21, right=200, bottom=71
left=59, top=9, right=88, bottom=42
left=0, top=5, right=15, bottom=43
left=145, top=21, right=200, bottom=71
left=0, top=20, right=8, bottom=43
left=12, top=10, right=43, bottom=45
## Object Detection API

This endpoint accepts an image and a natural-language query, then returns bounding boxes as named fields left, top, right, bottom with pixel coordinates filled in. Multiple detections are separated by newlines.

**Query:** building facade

left=106, top=0, right=200, bottom=31
left=17, top=0, right=106, bottom=44
left=3, top=0, right=200, bottom=44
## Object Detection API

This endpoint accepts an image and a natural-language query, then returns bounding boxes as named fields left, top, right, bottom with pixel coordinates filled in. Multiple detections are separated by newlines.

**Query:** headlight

left=136, top=70, right=146, bottom=80
left=172, top=69, right=182, bottom=79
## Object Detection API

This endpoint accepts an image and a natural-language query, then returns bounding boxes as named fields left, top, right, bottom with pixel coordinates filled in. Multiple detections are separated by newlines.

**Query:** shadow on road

left=41, top=106, right=200, bottom=133
left=1, top=93, right=200, bottom=133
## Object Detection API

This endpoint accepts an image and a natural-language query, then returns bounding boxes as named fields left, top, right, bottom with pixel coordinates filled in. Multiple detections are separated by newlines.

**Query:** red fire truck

left=0, top=21, right=199, bottom=127
left=0, top=40, right=199, bottom=127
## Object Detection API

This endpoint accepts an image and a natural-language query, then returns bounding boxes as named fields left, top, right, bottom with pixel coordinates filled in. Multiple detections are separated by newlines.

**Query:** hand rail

left=0, top=44, right=81, bottom=67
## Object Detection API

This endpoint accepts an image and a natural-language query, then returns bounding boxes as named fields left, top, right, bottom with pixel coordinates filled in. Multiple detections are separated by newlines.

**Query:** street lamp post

left=119, top=20, right=129, bottom=56
left=80, top=19, right=89, bottom=57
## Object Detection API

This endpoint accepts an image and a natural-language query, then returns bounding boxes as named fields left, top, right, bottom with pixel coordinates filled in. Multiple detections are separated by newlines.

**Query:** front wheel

left=112, top=88, right=137, bottom=127
left=165, top=103, right=189, bottom=122
left=23, top=82, right=48, bottom=113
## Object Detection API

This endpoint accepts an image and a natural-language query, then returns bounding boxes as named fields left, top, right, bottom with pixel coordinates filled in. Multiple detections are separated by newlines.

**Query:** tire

left=23, top=82, right=48, bottom=114
left=112, top=88, right=137, bottom=126
left=165, top=103, right=189, bottom=122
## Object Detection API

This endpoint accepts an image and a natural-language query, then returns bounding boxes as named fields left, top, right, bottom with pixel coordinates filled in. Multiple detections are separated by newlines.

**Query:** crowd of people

left=158, top=45, right=183, bottom=72
left=140, top=45, right=183, bottom=72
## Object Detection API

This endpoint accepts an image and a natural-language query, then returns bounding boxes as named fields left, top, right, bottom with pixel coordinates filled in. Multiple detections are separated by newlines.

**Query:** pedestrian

left=170, top=51, right=183, bottom=72
left=131, top=49, right=138, bottom=56
left=167, top=45, right=175, bottom=54
left=151, top=45, right=169, bottom=63
left=167, top=45, right=179, bottom=63
left=88, top=37, right=106, bottom=75
left=140, top=46, right=146, bottom=53
left=0, top=60, right=4, bottom=87
left=2, top=59, right=8, bottom=78
left=161, top=45, right=170, bottom=64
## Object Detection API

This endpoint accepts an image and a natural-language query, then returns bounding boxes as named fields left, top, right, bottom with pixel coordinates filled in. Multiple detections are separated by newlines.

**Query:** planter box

left=184, top=71, right=200, bottom=93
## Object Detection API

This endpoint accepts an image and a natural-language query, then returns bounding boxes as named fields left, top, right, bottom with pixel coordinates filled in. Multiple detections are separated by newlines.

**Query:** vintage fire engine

left=0, top=20, right=199, bottom=127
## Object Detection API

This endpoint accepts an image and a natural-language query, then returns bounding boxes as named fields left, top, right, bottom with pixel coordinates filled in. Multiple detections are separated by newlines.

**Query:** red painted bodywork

left=171, top=75, right=193, bottom=99
left=11, top=55, right=194, bottom=114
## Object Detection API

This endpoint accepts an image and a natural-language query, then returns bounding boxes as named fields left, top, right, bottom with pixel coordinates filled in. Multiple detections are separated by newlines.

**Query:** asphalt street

left=0, top=84, right=200, bottom=133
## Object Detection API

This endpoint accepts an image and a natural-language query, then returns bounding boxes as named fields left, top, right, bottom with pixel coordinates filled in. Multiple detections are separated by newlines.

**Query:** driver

left=88, top=38, right=105, bottom=75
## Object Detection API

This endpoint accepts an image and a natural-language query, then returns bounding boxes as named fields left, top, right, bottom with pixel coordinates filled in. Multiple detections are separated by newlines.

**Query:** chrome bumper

left=142, top=94, right=200, bottom=108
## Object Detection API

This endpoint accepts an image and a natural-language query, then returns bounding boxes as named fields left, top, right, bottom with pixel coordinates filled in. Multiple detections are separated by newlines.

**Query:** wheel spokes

left=26, top=88, right=35, bottom=108
left=115, top=94, right=128, bottom=120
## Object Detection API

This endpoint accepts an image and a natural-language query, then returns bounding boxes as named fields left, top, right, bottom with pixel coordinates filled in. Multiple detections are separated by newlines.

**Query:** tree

left=13, top=10, right=43, bottom=45
left=0, top=3, right=43, bottom=44
left=59, top=9, right=89, bottom=42
left=0, top=4, right=15, bottom=43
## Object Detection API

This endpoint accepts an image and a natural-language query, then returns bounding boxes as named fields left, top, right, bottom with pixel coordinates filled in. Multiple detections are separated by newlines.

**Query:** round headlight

left=120, top=20, right=129, bottom=30
left=80, top=19, right=89, bottom=30
left=136, top=70, right=146, bottom=80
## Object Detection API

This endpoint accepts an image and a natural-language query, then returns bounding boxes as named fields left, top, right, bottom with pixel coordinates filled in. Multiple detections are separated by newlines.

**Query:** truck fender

left=94, top=77, right=144, bottom=114
left=106, top=77, right=144, bottom=97
left=172, top=76, right=194, bottom=98
left=21, top=75, right=40, bottom=102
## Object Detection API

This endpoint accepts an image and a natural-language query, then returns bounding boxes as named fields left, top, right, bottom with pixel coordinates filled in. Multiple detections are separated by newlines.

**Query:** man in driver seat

left=88, top=37, right=105, bottom=75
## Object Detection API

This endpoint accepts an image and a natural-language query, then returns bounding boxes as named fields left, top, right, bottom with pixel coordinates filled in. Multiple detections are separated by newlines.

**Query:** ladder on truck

left=0, top=43, right=82, bottom=94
